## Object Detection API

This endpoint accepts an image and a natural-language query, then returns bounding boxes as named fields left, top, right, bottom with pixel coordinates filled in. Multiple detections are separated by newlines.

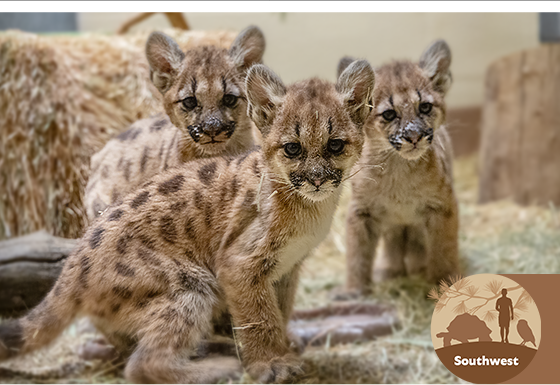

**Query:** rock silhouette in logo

left=436, top=313, right=492, bottom=347
left=496, top=288, right=514, bottom=343
left=517, top=319, right=536, bottom=347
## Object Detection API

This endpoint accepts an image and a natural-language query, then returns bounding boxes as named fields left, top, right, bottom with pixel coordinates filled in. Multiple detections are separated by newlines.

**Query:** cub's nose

left=202, top=116, right=224, bottom=138
left=403, top=130, right=425, bottom=145
left=306, top=168, right=327, bottom=188
left=312, top=179, right=323, bottom=187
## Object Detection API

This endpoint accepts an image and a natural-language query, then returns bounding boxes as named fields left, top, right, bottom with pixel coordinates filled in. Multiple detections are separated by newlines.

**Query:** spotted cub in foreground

left=0, top=61, right=375, bottom=383
left=85, top=26, right=265, bottom=221
left=342, top=40, right=460, bottom=296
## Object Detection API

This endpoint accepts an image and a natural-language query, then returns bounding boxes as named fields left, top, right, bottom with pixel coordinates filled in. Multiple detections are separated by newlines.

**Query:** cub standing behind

left=85, top=25, right=265, bottom=221
left=341, top=40, right=460, bottom=297
left=0, top=61, right=375, bottom=383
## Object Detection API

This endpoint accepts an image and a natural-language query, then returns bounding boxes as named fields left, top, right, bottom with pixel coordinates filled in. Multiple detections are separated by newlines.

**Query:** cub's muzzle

left=187, top=118, right=236, bottom=144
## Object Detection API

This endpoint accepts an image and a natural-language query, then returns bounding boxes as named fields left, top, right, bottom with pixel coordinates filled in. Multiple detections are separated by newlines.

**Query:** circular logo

left=430, top=274, right=541, bottom=384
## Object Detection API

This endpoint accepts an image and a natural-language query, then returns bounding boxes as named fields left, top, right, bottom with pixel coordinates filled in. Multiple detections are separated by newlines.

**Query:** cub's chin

left=197, top=141, right=229, bottom=156
left=396, top=141, right=430, bottom=161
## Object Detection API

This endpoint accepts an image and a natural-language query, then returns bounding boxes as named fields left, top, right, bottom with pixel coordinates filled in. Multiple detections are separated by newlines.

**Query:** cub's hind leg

left=127, top=345, right=242, bottom=384
left=78, top=320, right=137, bottom=362
left=376, top=225, right=407, bottom=282
left=345, top=203, right=380, bottom=296
left=402, top=225, right=429, bottom=277
left=424, top=204, right=460, bottom=284
left=124, top=281, right=242, bottom=383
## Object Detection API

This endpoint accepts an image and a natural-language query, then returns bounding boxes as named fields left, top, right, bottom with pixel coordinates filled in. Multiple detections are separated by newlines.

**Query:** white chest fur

left=357, top=145, right=450, bottom=227
left=272, top=198, right=337, bottom=280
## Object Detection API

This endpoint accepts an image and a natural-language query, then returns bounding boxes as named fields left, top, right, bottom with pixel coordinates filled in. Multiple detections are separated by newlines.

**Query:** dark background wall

left=0, top=13, right=77, bottom=33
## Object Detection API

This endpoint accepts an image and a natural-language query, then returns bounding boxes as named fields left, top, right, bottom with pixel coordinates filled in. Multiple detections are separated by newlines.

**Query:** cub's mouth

left=199, top=138, right=226, bottom=145
left=187, top=121, right=236, bottom=145
left=388, top=126, right=434, bottom=160
left=396, top=142, right=430, bottom=160
left=297, top=184, right=339, bottom=202
left=289, top=170, right=343, bottom=202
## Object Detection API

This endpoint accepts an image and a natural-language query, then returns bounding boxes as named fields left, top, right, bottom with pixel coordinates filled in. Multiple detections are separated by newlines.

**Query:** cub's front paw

left=247, top=354, right=303, bottom=384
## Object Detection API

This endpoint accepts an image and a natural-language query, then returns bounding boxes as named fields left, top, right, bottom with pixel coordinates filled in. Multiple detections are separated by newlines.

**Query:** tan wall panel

left=78, top=13, right=539, bottom=108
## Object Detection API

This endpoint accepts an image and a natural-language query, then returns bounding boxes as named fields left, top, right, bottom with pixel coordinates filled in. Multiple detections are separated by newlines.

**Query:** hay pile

left=0, top=29, right=236, bottom=240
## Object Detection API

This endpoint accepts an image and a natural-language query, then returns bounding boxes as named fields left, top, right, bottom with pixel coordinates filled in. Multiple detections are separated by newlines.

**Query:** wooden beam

left=116, top=12, right=190, bottom=35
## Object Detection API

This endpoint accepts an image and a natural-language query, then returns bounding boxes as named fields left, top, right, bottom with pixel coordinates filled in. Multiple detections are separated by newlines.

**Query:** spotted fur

left=85, top=26, right=266, bottom=222
left=341, top=40, right=459, bottom=296
left=0, top=62, right=374, bottom=384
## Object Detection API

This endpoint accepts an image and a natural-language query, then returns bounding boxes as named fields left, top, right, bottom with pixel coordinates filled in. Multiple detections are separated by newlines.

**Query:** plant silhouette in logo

left=429, top=276, right=533, bottom=335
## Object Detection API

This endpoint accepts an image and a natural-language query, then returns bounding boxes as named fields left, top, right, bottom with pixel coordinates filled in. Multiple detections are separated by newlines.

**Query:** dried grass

left=0, top=29, right=236, bottom=240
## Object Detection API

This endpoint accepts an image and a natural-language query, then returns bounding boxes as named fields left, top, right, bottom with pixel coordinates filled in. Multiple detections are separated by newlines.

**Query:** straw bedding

left=0, top=28, right=236, bottom=240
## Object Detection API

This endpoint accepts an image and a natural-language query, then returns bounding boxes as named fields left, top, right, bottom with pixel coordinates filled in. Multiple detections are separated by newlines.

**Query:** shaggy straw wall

left=0, top=29, right=236, bottom=240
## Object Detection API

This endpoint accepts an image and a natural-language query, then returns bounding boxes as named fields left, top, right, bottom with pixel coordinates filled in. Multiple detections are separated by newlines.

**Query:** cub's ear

left=229, top=25, right=266, bottom=72
left=336, top=59, right=375, bottom=127
left=419, top=40, right=452, bottom=95
left=337, top=56, right=356, bottom=79
left=246, top=64, right=286, bottom=135
left=146, top=32, right=185, bottom=94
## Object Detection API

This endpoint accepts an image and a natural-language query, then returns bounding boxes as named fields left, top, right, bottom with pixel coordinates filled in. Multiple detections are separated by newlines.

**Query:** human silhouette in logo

left=495, top=288, right=514, bottom=343
left=517, top=319, right=536, bottom=347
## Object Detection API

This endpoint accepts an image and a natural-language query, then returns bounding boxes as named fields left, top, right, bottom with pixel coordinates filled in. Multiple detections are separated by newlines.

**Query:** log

left=0, top=231, right=77, bottom=318
left=290, top=302, right=399, bottom=347
left=479, top=44, right=560, bottom=205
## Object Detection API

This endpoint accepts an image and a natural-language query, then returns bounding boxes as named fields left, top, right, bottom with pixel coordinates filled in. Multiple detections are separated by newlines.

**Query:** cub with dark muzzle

left=149, top=26, right=265, bottom=157
left=365, top=43, right=449, bottom=161
left=85, top=26, right=265, bottom=221
left=186, top=112, right=237, bottom=147
left=340, top=40, right=461, bottom=297
left=386, top=112, right=434, bottom=160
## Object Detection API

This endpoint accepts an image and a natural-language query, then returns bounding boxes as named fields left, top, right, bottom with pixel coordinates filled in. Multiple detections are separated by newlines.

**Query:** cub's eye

left=327, top=139, right=345, bottom=155
left=223, top=94, right=238, bottom=108
left=382, top=109, right=397, bottom=122
left=182, top=97, right=198, bottom=110
left=419, top=102, right=433, bottom=114
left=284, top=142, right=302, bottom=158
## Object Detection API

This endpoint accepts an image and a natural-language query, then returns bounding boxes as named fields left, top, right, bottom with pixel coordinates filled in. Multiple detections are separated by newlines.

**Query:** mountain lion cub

left=341, top=40, right=460, bottom=296
left=0, top=61, right=374, bottom=383
left=85, top=26, right=265, bottom=221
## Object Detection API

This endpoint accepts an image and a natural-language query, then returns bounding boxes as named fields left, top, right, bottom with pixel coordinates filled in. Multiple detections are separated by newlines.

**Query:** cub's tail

left=0, top=261, right=81, bottom=361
